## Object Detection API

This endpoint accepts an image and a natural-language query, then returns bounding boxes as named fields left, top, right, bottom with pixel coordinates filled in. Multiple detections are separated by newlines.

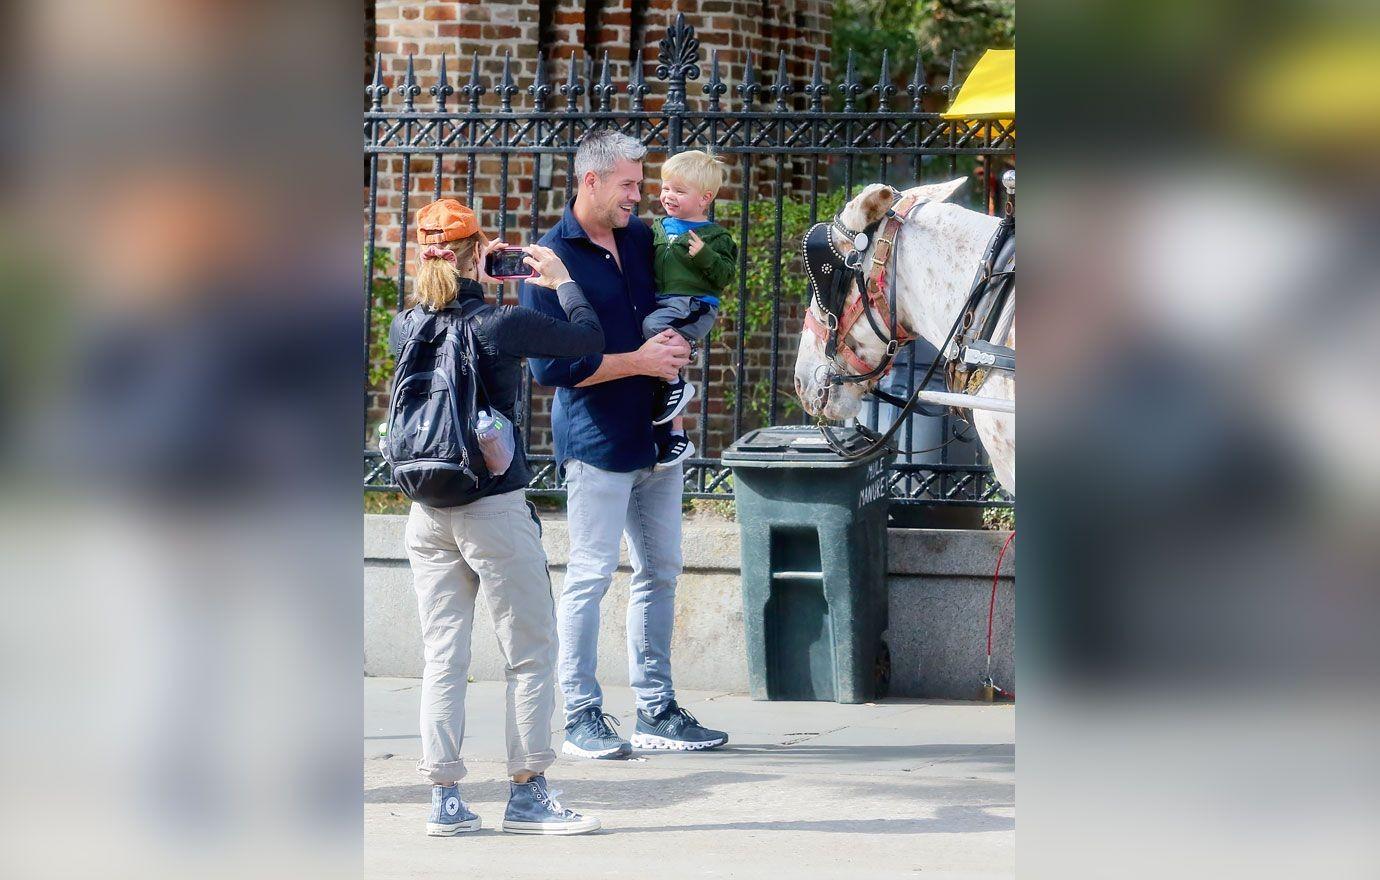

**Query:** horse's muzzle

left=796, top=369, right=831, bottom=416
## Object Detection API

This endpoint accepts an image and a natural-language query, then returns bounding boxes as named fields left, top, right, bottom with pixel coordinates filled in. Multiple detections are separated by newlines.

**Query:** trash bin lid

left=721, top=425, right=894, bottom=467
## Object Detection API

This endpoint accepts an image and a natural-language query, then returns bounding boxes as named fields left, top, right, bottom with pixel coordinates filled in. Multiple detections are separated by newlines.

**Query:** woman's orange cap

left=415, top=198, right=491, bottom=245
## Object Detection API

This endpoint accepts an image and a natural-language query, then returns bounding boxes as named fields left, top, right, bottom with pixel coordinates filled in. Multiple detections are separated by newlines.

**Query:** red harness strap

left=863, top=193, right=923, bottom=345
left=805, top=309, right=873, bottom=375
left=807, top=193, right=924, bottom=376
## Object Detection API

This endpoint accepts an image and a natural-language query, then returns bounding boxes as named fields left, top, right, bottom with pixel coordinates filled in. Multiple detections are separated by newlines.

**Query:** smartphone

left=484, top=248, right=534, bottom=279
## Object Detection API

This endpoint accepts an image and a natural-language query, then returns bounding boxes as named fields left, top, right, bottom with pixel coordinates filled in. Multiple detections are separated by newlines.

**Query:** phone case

left=486, top=249, right=533, bottom=279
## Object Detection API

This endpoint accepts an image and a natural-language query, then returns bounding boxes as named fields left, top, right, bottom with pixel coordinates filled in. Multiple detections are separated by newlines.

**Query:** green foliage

left=367, top=247, right=399, bottom=388
left=683, top=497, right=738, bottom=521
left=982, top=505, right=1015, bottom=531
left=912, top=0, right=1016, bottom=69
left=364, top=490, right=411, bottom=515
left=715, top=188, right=847, bottom=329
left=832, top=0, right=1015, bottom=99
left=712, top=189, right=847, bottom=425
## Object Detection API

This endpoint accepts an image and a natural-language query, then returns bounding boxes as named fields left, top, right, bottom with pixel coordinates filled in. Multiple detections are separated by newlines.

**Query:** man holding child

left=520, top=130, right=736, bottom=757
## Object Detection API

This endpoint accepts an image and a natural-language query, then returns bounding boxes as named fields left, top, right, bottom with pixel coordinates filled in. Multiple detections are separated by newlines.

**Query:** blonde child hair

left=661, top=150, right=726, bottom=196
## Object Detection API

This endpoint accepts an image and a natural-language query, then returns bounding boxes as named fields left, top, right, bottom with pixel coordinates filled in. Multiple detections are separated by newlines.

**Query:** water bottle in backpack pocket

left=382, top=303, right=499, bottom=507
left=474, top=409, right=514, bottom=477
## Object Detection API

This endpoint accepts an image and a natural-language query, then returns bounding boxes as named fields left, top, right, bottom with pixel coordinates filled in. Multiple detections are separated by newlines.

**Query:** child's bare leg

left=671, top=415, right=685, bottom=434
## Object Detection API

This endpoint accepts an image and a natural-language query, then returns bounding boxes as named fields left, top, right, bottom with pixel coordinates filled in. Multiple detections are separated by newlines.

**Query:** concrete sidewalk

left=365, top=677, right=1014, bottom=879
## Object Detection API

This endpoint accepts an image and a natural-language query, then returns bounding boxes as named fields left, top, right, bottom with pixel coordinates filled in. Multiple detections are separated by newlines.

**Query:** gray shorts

left=642, top=295, right=720, bottom=344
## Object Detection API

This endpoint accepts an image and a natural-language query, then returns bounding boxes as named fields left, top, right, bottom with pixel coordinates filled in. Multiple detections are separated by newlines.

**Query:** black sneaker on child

left=656, top=433, right=695, bottom=469
left=653, top=378, right=697, bottom=426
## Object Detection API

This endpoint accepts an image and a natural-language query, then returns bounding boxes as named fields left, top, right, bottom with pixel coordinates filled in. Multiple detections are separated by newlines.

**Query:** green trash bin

left=722, top=425, right=895, bottom=703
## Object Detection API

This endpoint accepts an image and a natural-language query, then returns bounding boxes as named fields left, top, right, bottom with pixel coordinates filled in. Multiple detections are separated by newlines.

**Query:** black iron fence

left=364, top=16, right=1014, bottom=508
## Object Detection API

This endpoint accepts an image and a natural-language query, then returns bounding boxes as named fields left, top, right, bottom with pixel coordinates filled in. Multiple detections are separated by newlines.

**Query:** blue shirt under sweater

left=660, top=217, right=712, bottom=238
left=519, top=200, right=661, bottom=473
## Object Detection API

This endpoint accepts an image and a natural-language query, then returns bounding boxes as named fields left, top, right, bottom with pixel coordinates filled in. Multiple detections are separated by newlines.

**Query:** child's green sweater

left=651, top=218, right=738, bottom=298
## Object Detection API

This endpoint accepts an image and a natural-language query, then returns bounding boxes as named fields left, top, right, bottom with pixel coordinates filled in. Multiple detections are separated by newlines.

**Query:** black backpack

left=382, top=300, right=498, bottom=507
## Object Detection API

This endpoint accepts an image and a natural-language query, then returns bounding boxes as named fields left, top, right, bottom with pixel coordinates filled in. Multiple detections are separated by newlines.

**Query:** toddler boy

left=643, top=150, right=737, bottom=467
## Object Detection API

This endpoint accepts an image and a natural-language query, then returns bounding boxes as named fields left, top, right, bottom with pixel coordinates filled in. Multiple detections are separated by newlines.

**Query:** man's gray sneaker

left=631, top=701, right=728, bottom=751
left=562, top=706, right=632, bottom=759
left=502, top=775, right=601, bottom=835
left=426, top=784, right=482, bottom=836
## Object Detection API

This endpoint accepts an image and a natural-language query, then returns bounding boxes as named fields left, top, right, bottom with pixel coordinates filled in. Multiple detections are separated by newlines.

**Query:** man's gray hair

left=573, top=129, right=648, bottom=182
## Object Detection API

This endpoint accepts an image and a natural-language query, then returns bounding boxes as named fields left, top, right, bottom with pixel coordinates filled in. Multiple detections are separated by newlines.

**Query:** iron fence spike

left=596, top=50, right=615, bottom=111
left=874, top=48, right=896, bottom=111
left=736, top=51, right=760, bottom=107
left=772, top=51, right=793, bottom=110
left=561, top=50, right=585, bottom=111
left=402, top=53, right=420, bottom=111
left=463, top=51, right=487, bottom=109
left=907, top=53, right=927, bottom=111
left=498, top=52, right=517, bottom=111
left=807, top=51, right=826, bottom=111
left=629, top=48, right=648, bottom=110
left=528, top=50, right=551, bottom=109
left=367, top=52, right=389, bottom=109
left=704, top=48, right=726, bottom=109
left=431, top=53, right=454, bottom=110
left=839, top=49, right=861, bottom=109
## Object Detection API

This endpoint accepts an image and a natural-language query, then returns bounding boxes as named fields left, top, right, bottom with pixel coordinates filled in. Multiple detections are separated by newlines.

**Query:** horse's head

left=794, top=177, right=971, bottom=421
left=793, top=183, right=895, bottom=420
left=838, top=182, right=898, bottom=235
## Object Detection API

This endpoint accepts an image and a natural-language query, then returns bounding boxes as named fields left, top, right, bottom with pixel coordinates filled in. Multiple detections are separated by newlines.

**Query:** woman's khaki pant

left=404, top=490, right=558, bottom=785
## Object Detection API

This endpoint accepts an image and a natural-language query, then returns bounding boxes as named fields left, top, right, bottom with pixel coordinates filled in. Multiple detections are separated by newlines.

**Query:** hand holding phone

left=521, top=245, right=573, bottom=290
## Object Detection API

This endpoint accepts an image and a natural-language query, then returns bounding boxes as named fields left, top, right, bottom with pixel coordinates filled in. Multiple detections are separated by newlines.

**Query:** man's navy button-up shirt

left=520, top=200, right=660, bottom=472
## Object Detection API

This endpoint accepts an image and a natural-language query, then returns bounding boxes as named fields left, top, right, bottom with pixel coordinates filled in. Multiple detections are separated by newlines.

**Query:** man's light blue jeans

left=557, top=459, right=683, bottom=720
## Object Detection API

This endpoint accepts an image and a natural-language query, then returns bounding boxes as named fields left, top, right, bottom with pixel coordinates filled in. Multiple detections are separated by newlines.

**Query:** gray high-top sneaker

left=502, top=775, right=601, bottom=835
left=427, top=784, right=482, bottom=836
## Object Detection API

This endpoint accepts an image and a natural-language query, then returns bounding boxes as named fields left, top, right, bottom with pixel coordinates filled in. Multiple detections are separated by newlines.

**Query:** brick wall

left=366, top=1, right=834, bottom=453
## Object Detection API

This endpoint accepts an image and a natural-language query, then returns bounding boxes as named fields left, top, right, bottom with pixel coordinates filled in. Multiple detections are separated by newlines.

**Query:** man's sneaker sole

left=426, top=817, right=482, bottom=836
left=652, top=383, right=697, bottom=426
left=562, top=739, right=632, bottom=760
left=502, top=816, right=602, bottom=835
left=630, top=732, right=728, bottom=751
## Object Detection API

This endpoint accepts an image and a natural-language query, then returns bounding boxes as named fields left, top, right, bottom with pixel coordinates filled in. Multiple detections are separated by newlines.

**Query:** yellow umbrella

left=943, top=48, right=1014, bottom=123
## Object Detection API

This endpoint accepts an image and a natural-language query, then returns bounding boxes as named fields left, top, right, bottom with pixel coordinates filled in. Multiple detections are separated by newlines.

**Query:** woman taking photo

left=390, top=198, right=603, bottom=836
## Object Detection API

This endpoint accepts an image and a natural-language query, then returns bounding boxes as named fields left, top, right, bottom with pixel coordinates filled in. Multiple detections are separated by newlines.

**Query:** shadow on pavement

left=653, top=742, right=1013, bottom=767
left=366, top=769, right=780, bottom=809
left=601, top=805, right=1014, bottom=836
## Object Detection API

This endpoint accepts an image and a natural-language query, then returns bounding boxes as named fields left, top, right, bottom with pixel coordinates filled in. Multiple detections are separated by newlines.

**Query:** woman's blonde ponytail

left=412, top=234, right=480, bottom=310
left=414, top=249, right=459, bottom=310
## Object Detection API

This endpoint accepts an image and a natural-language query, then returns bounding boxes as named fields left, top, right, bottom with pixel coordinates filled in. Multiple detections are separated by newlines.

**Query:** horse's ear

left=904, top=177, right=969, bottom=204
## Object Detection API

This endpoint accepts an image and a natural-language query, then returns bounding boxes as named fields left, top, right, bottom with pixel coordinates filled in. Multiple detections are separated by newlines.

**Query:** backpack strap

left=446, top=298, right=496, bottom=412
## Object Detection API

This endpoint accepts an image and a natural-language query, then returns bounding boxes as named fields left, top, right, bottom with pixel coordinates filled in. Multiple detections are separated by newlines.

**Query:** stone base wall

left=365, top=513, right=1014, bottom=700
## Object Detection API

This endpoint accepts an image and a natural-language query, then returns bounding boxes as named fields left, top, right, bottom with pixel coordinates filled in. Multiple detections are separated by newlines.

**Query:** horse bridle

left=802, top=199, right=922, bottom=409
left=803, top=195, right=1015, bottom=460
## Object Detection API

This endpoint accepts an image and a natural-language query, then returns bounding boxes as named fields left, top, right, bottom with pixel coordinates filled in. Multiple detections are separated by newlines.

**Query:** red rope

left=986, top=530, right=1016, bottom=660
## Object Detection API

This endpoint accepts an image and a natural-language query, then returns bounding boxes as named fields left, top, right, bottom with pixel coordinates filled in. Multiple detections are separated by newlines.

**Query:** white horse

left=794, top=178, right=1015, bottom=495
